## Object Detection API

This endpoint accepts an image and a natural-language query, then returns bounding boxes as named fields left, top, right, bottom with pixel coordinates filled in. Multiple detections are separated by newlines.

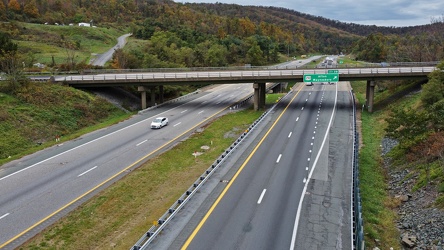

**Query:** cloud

left=178, top=0, right=444, bottom=26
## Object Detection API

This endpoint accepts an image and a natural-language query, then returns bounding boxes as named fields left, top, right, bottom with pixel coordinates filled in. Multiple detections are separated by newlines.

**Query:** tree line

left=0, top=0, right=443, bottom=69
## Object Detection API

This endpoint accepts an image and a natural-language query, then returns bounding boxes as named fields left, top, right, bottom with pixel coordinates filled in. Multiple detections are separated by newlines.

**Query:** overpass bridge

left=53, top=65, right=436, bottom=112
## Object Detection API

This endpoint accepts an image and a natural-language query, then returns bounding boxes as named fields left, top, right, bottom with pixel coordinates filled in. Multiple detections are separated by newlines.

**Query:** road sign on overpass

left=303, top=73, right=339, bottom=82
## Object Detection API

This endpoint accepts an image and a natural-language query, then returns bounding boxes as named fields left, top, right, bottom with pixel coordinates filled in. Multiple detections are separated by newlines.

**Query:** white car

left=151, top=117, right=168, bottom=129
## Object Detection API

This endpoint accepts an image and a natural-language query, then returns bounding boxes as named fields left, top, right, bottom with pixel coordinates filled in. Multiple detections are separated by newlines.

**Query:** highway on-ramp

left=0, top=84, right=253, bottom=249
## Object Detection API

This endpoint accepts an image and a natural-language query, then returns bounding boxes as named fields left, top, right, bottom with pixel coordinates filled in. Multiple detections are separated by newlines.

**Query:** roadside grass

left=7, top=22, right=127, bottom=66
left=22, top=107, right=263, bottom=249
left=266, top=93, right=285, bottom=104
left=351, top=81, right=400, bottom=249
left=0, top=82, right=129, bottom=165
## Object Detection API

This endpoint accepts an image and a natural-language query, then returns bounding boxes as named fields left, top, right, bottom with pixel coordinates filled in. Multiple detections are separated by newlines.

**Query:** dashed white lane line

left=257, top=189, right=267, bottom=204
left=174, top=122, right=182, bottom=127
left=78, top=166, right=97, bottom=177
left=301, top=107, right=304, bottom=111
left=136, top=140, right=147, bottom=146
left=198, top=110, right=204, bottom=114
left=296, top=117, right=299, bottom=122
left=288, top=132, right=292, bottom=138
left=181, top=110, right=188, bottom=113
left=0, top=213, right=10, bottom=220
left=276, top=154, right=282, bottom=163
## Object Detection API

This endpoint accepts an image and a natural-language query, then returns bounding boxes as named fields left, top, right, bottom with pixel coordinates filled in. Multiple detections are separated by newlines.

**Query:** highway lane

left=180, top=82, right=352, bottom=249
left=0, top=83, right=253, bottom=249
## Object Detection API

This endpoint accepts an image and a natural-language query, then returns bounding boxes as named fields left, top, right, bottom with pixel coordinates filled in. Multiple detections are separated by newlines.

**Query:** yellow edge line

left=181, top=85, right=304, bottom=249
left=0, top=96, right=236, bottom=248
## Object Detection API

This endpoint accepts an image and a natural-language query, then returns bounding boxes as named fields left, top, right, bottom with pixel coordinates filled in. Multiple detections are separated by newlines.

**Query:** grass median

left=23, top=107, right=265, bottom=249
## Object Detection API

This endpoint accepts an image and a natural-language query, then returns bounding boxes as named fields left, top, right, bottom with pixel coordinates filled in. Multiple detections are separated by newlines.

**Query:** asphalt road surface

left=90, top=33, right=131, bottom=66
left=148, top=82, right=354, bottom=250
left=0, top=83, right=253, bottom=249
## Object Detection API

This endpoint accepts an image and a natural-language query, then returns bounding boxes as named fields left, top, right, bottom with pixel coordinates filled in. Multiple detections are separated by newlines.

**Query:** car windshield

left=154, top=118, right=162, bottom=123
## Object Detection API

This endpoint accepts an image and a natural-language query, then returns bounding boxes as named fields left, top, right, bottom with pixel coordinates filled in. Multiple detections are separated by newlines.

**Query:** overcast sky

left=175, top=0, right=443, bottom=27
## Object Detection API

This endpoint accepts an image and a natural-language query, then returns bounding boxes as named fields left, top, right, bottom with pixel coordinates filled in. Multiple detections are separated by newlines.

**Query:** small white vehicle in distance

left=151, top=117, right=168, bottom=129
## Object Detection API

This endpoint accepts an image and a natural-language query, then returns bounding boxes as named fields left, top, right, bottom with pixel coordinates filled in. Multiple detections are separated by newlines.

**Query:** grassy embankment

left=352, top=81, right=401, bottom=249
left=0, top=82, right=130, bottom=165
left=2, top=22, right=129, bottom=68
left=21, top=92, right=284, bottom=249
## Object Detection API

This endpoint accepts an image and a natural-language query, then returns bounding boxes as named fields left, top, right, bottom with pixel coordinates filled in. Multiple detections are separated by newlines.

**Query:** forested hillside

left=1, top=0, right=443, bottom=68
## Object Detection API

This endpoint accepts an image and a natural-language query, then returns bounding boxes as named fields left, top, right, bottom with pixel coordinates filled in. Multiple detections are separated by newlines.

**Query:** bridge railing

left=77, top=61, right=438, bottom=74
left=21, top=61, right=439, bottom=77
left=57, top=66, right=435, bottom=83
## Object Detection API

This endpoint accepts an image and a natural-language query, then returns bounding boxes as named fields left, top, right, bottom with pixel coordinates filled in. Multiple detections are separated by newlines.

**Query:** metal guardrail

left=350, top=90, right=365, bottom=250
left=130, top=86, right=285, bottom=250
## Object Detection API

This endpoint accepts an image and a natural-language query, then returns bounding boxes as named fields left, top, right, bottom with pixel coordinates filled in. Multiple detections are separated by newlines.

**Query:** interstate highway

left=0, top=83, right=253, bottom=249
left=154, top=82, right=354, bottom=249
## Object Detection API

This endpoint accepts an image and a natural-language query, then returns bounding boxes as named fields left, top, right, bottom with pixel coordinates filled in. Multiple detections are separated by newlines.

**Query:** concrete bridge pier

left=366, top=80, right=376, bottom=112
left=138, top=86, right=147, bottom=109
left=159, top=85, right=164, bottom=104
left=149, top=86, right=156, bottom=106
left=138, top=86, right=158, bottom=109
left=253, top=82, right=266, bottom=111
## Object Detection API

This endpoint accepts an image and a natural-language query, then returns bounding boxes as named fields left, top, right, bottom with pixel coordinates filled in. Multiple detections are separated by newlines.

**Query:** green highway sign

left=328, top=70, right=339, bottom=73
left=303, top=73, right=339, bottom=82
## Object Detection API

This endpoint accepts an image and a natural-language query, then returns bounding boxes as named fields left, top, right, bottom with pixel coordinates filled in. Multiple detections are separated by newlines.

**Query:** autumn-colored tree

left=0, top=1, right=6, bottom=20
left=8, top=0, right=21, bottom=12
left=23, top=0, right=39, bottom=18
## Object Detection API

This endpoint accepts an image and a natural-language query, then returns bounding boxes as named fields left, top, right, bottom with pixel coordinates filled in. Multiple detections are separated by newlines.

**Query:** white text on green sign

left=303, top=73, right=339, bottom=82
left=328, top=70, right=339, bottom=73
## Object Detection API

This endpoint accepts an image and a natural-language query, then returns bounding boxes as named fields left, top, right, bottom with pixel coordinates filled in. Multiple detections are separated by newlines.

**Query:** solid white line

left=0, top=213, right=10, bottom=220
left=78, top=166, right=98, bottom=177
left=174, top=122, right=182, bottom=127
left=257, top=189, right=267, bottom=204
left=0, top=90, right=217, bottom=182
left=136, top=140, right=147, bottom=146
left=290, top=81, right=338, bottom=250
left=276, top=154, right=282, bottom=163
left=288, top=132, right=292, bottom=138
